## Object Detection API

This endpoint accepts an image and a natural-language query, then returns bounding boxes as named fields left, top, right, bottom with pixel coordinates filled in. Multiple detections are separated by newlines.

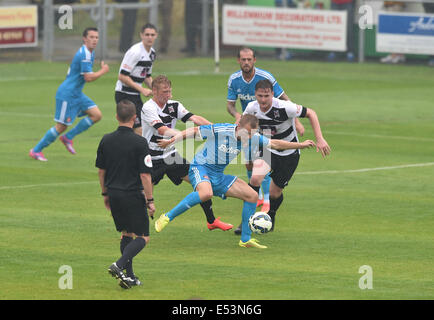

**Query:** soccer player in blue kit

left=227, top=47, right=305, bottom=233
left=29, top=27, right=109, bottom=161
left=154, top=114, right=315, bottom=249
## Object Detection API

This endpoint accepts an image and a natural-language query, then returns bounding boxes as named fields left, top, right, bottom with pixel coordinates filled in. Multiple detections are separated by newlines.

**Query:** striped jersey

left=56, top=44, right=94, bottom=99
left=115, top=42, right=156, bottom=95
left=141, top=98, right=194, bottom=161
left=243, top=97, right=307, bottom=156
left=192, top=123, right=269, bottom=173
left=227, top=67, right=284, bottom=111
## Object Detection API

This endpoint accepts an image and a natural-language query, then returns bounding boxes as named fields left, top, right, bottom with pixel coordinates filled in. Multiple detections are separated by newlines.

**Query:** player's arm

left=84, top=61, right=109, bottom=82
left=279, top=92, right=305, bottom=136
left=118, top=73, right=152, bottom=97
left=227, top=100, right=242, bottom=123
left=143, top=76, right=153, bottom=90
left=188, top=115, right=211, bottom=125
left=305, top=108, right=331, bottom=157
left=157, top=126, right=199, bottom=149
left=269, top=139, right=315, bottom=151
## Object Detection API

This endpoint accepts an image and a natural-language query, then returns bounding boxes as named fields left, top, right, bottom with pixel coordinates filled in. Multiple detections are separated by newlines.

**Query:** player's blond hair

left=239, top=114, right=259, bottom=129
left=152, top=75, right=171, bottom=90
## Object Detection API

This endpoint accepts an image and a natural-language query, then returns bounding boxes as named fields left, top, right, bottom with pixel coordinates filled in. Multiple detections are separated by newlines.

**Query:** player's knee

left=199, top=190, right=213, bottom=201
left=246, top=190, right=258, bottom=204
left=89, top=108, right=102, bottom=123
left=249, top=175, right=263, bottom=187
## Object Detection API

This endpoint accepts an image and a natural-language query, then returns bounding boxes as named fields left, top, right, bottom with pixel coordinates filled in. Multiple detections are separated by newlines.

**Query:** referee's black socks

left=120, top=235, right=134, bottom=277
left=116, top=237, right=146, bottom=271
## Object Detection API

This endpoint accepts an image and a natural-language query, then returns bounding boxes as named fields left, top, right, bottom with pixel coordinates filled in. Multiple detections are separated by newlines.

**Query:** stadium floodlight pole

left=214, top=0, right=220, bottom=73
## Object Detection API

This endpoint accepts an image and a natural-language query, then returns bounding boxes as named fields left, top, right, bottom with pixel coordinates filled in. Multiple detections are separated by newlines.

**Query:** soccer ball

left=249, top=212, right=272, bottom=234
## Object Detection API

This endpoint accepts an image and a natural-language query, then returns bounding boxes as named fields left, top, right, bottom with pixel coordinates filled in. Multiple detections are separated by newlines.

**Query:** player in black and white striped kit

left=141, top=75, right=233, bottom=231
left=115, top=23, right=157, bottom=134
left=243, top=79, right=331, bottom=230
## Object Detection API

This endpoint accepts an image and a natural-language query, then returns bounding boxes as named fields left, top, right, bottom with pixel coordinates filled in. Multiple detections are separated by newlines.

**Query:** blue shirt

left=192, top=123, right=269, bottom=173
left=227, top=67, right=284, bottom=111
left=56, top=45, right=94, bottom=99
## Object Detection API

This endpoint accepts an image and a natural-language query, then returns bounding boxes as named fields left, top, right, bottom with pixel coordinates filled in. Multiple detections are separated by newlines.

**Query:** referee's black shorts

left=108, top=189, right=149, bottom=236
left=152, top=152, right=190, bottom=186
left=114, top=91, right=143, bottom=129
left=267, top=150, right=300, bottom=189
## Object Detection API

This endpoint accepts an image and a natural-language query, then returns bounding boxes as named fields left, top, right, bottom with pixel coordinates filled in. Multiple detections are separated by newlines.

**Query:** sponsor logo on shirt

left=237, top=93, right=256, bottom=101
left=218, top=144, right=240, bottom=155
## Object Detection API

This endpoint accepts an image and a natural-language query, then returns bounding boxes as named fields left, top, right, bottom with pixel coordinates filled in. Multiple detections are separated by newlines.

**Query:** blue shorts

left=188, top=164, right=237, bottom=200
left=54, top=93, right=96, bottom=125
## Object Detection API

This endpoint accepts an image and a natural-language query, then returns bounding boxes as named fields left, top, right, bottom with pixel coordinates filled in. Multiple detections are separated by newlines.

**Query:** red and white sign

left=0, top=6, right=37, bottom=48
left=223, top=4, right=347, bottom=52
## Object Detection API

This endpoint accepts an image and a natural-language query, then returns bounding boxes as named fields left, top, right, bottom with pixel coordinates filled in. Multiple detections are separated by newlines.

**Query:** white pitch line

left=1, top=162, right=433, bottom=191
left=0, top=181, right=97, bottom=191
left=325, top=130, right=434, bottom=142
left=296, top=162, right=434, bottom=175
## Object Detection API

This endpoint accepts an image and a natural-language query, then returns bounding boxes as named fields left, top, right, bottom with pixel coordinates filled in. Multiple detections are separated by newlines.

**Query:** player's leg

left=155, top=165, right=212, bottom=232
left=268, top=151, right=300, bottom=231
left=60, top=95, right=100, bottom=153
left=225, top=178, right=266, bottom=248
left=182, top=174, right=232, bottom=231
left=115, top=92, right=143, bottom=136
left=30, top=99, right=70, bottom=161
left=260, top=173, right=271, bottom=212
left=165, top=153, right=220, bottom=227
left=234, top=159, right=270, bottom=235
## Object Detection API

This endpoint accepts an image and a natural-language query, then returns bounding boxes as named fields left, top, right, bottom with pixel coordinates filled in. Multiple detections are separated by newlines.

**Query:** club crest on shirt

left=273, top=110, right=280, bottom=118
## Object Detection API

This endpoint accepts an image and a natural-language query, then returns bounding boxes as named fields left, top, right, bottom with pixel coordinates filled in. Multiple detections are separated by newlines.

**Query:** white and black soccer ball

left=249, top=212, right=272, bottom=234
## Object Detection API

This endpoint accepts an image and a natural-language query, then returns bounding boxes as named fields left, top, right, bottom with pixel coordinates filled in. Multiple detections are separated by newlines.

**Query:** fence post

left=42, top=0, right=54, bottom=61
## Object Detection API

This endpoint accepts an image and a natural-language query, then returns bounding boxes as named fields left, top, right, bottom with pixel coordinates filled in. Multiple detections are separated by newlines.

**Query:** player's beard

left=242, top=64, right=253, bottom=75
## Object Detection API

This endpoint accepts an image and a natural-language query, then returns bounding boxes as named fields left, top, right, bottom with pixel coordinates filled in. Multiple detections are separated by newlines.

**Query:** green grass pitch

left=0, top=58, right=433, bottom=300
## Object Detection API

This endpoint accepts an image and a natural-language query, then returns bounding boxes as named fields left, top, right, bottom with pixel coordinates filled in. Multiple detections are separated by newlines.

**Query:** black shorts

left=108, top=189, right=149, bottom=236
left=152, top=152, right=189, bottom=186
left=268, top=151, right=300, bottom=189
left=115, top=91, right=143, bottom=129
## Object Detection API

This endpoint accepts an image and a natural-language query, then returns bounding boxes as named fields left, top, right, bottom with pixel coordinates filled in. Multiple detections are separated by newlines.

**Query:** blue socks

left=241, top=200, right=257, bottom=243
left=247, top=169, right=270, bottom=203
left=166, top=191, right=202, bottom=221
left=261, top=173, right=271, bottom=203
left=33, top=127, right=60, bottom=153
left=65, top=117, right=94, bottom=140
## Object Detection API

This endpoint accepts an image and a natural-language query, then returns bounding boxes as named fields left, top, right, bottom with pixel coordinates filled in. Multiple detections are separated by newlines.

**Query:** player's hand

left=157, top=138, right=173, bottom=149
left=296, top=121, right=305, bottom=137
left=147, top=202, right=155, bottom=217
left=141, top=88, right=152, bottom=97
left=316, top=137, right=331, bottom=157
left=300, top=140, right=315, bottom=149
left=103, top=195, right=110, bottom=210
left=100, top=61, right=109, bottom=73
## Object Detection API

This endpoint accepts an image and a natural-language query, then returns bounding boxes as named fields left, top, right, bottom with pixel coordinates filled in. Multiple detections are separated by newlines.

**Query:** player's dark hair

left=116, top=100, right=136, bottom=123
left=255, top=79, right=273, bottom=92
left=237, top=46, right=256, bottom=58
left=82, top=27, right=98, bottom=38
left=152, top=75, right=171, bottom=90
left=239, top=114, right=259, bottom=129
left=141, top=23, right=157, bottom=33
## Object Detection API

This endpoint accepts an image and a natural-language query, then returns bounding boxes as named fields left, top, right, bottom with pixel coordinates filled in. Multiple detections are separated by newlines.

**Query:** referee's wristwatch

left=101, top=192, right=108, bottom=196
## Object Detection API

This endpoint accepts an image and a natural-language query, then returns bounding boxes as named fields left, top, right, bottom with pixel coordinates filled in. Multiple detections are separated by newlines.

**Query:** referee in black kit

left=96, top=99, right=155, bottom=289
